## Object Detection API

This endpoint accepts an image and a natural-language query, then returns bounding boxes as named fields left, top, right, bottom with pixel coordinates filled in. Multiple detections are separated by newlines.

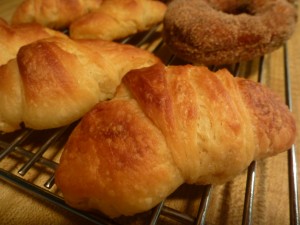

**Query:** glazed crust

left=163, top=0, right=298, bottom=65
left=55, top=63, right=296, bottom=218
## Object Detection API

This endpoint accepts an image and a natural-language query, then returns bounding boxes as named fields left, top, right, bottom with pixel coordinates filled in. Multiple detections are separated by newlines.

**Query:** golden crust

left=11, top=0, right=103, bottom=29
left=69, top=0, right=167, bottom=40
left=0, top=18, right=66, bottom=65
left=55, top=63, right=296, bottom=217
left=55, top=99, right=183, bottom=217
left=0, top=37, right=160, bottom=132
left=237, top=78, right=296, bottom=158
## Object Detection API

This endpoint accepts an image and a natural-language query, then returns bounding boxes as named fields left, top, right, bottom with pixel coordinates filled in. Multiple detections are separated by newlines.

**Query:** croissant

left=55, top=63, right=296, bottom=218
left=11, top=0, right=103, bottom=29
left=0, top=18, right=66, bottom=65
left=69, top=0, right=167, bottom=40
left=0, top=37, right=160, bottom=132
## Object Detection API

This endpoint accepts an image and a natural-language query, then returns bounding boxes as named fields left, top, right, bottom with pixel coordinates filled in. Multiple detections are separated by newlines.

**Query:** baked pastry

left=163, top=0, right=298, bottom=65
left=55, top=63, right=296, bottom=218
left=0, top=37, right=160, bottom=132
left=69, top=0, right=167, bottom=40
left=0, top=18, right=66, bottom=65
left=11, top=0, right=103, bottom=30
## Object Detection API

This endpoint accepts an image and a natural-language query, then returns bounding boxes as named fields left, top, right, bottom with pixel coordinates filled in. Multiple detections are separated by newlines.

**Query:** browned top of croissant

left=69, top=0, right=167, bottom=40
left=0, top=18, right=66, bottom=65
left=55, top=63, right=296, bottom=218
left=11, top=0, right=103, bottom=29
left=0, top=37, right=160, bottom=132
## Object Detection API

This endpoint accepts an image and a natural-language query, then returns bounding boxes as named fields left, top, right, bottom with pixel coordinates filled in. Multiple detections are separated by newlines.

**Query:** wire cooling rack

left=0, top=25, right=299, bottom=225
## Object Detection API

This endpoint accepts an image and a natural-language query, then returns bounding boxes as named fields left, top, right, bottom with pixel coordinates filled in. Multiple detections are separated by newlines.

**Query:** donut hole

left=209, top=1, right=256, bottom=16
left=223, top=4, right=255, bottom=15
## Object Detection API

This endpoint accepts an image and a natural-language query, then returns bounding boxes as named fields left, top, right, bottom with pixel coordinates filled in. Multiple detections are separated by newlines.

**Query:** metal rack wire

left=0, top=25, right=298, bottom=225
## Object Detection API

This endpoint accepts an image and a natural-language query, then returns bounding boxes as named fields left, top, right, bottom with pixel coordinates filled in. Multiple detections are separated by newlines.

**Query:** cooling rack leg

left=149, top=200, right=165, bottom=225
left=283, top=44, right=300, bottom=225
left=288, top=146, right=299, bottom=225
left=194, top=185, right=212, bottom=225
left=242, top=161, right=256, bottom=225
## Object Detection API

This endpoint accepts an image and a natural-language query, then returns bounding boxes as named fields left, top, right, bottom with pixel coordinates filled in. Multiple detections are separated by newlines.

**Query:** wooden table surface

left=0, top=1, right=299, bottom=225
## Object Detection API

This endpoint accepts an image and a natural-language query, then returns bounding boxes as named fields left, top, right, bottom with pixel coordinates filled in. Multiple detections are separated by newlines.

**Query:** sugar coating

left=163, top=0, right=298, bottom=65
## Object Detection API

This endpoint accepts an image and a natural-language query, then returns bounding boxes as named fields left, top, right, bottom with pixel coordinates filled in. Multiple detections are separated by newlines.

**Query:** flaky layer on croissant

left=55, top=63, right=296, bottom=218
left=69, top=0, right=167, bottom=40
left=11, top=0, right=103, bottom=29
left=0, top=18, right=66, bottom=65
left=0, top=37, right=160, bottom=132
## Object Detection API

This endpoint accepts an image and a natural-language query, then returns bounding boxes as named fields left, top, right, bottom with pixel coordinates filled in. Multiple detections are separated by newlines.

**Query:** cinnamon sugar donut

left=163, top=0, right=298, bottom=65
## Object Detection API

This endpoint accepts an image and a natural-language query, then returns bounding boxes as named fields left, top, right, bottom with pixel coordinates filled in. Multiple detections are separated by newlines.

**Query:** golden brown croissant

left=69, top=0, right=167, bottom=40
left=55, top=63, right=296, bottom=218
left=11, top=0, right=103, bottom=29
left=0, top=37, right=160, bottom=132
left=0, top=18, right=66, bottom=65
